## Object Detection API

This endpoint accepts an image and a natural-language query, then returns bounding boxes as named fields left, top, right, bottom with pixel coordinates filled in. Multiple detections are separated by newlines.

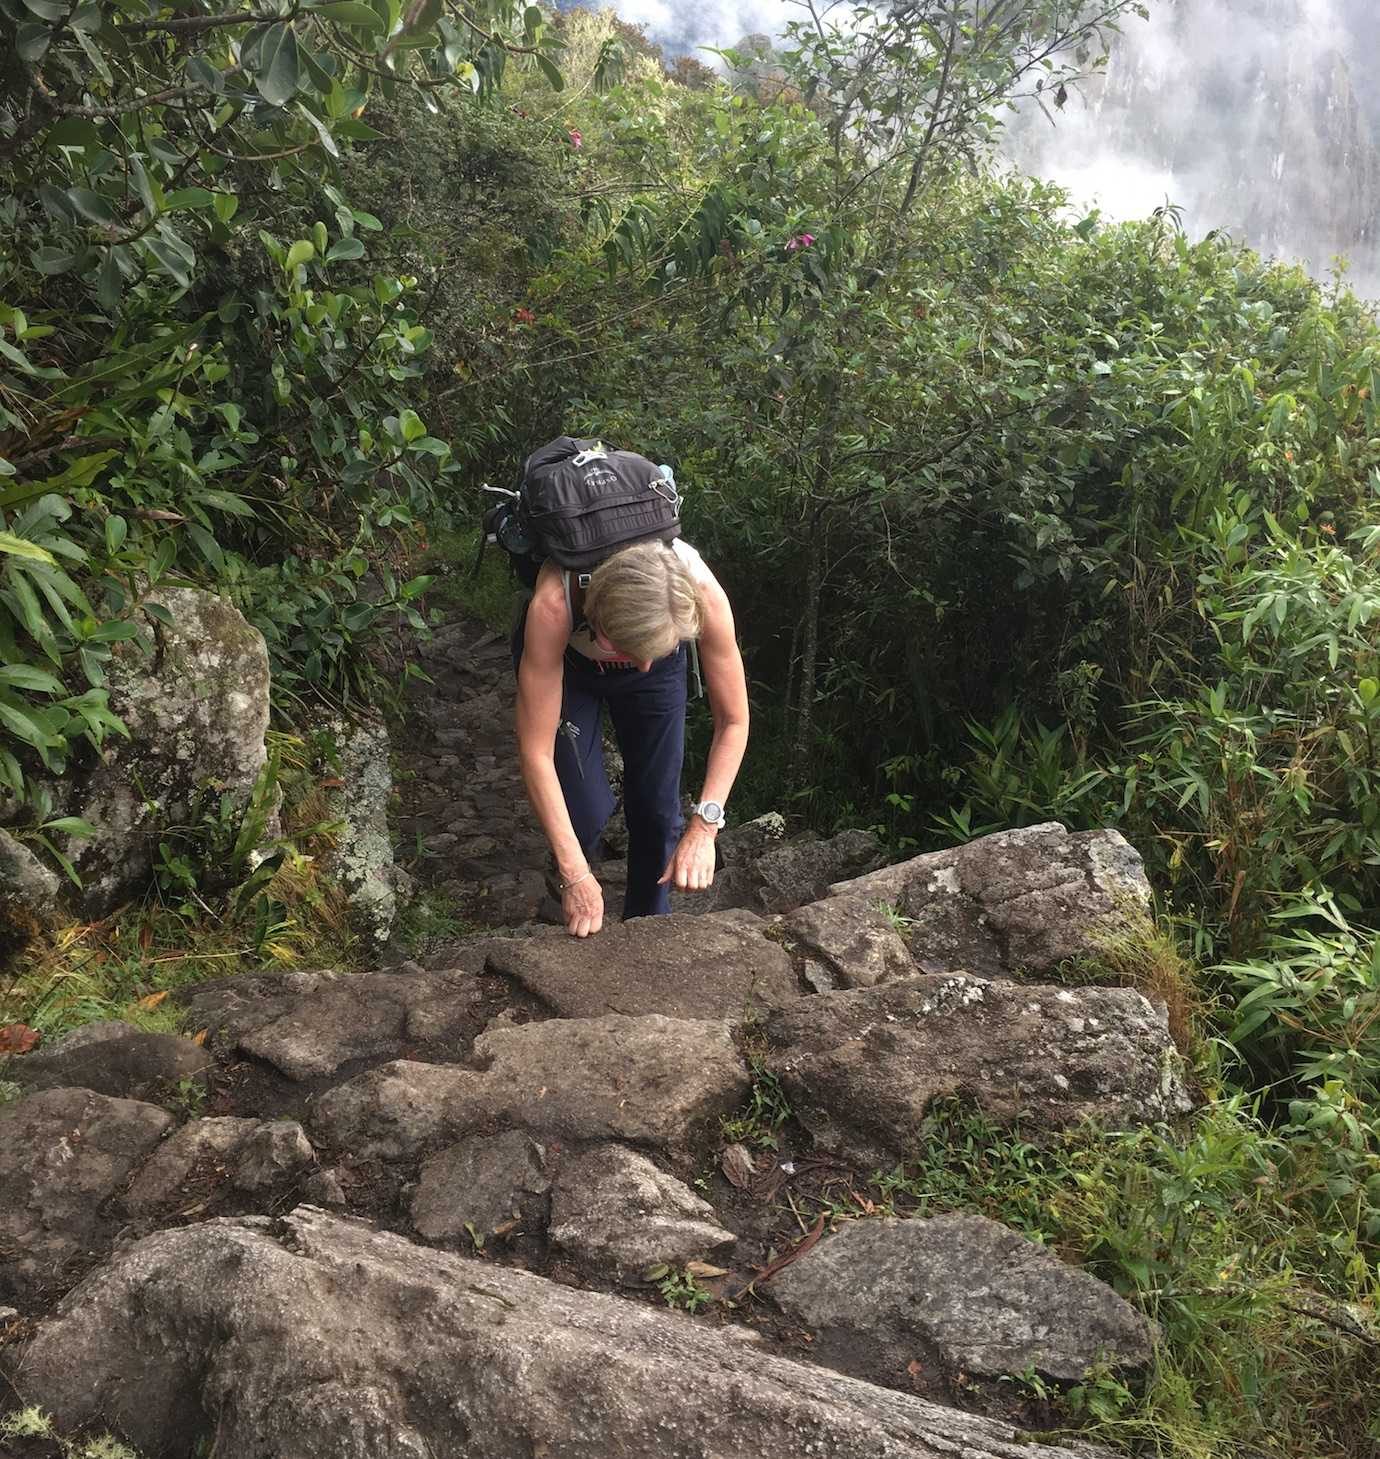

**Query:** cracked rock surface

left=764, top=974, right=1192, bottom=1165
left=485, top=908, right=800, bottom=1019
left=8, top=1206, right=1111, bottom=1459
left=179, top=965, right=487, bottom=1080
left=810, top=823, right=1154, bottom=983
left=549, top=1143, right=737, bottom=1278
left=0, top=1088, right=174, bottom=1303
left=770, top=1212, right=1155, bottom=1384
left=312, top=1014, right=749, bottom=1161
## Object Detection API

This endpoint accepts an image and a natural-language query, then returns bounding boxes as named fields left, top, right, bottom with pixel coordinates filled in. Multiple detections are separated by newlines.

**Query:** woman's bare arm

left=660, top=565, right=750, bottom=891
left=515, top=572, right=604, bottom=935
left=695, top=568, right=750, bottom=811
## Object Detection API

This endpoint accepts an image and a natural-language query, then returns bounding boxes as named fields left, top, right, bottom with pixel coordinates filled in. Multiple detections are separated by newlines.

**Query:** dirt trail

left=392, top=611, right=630, bottom=932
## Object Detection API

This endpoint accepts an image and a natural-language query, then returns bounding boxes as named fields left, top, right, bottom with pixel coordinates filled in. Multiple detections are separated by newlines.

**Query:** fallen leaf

left=492, top=1219, right=519, bottom=1239
left=138, top=990, right=169, bottom=1010
left=0, top=1023, right=40, bottom=1056
left=138, top=922, right=153, bottom=951
left=685, top=1261, right=729, bottom=1279
left=721, top=1142, right=756, bottom=1189
left=192, top=1028, right=209, bottom=1046
left=907, top=1359, right=924, bottom=1378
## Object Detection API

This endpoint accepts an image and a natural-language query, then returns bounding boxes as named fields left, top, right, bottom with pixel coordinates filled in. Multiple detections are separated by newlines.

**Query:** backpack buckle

left=577, top=572, right=593, bottom=589
left=571, top=444, right=608, bottom=467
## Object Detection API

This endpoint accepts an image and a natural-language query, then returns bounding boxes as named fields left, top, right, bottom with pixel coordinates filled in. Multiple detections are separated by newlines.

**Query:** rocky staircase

left=0, top=612, right=1194, bottom=1459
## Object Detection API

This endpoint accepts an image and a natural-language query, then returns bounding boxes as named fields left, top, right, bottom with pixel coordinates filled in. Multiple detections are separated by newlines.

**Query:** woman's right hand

left=563, top=873, right=604, bottom=938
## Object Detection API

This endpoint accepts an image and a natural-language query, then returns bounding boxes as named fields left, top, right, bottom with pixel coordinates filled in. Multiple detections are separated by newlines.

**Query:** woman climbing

left=513, top=533, right=750, bottom=937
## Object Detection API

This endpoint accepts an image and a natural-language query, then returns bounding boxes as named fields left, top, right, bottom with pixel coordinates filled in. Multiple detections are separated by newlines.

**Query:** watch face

left=699, top=801, right=724, bottom=824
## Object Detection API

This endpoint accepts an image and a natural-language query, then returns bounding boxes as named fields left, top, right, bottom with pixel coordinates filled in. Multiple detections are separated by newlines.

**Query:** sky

left=603, top=0, right=1379, bottom=300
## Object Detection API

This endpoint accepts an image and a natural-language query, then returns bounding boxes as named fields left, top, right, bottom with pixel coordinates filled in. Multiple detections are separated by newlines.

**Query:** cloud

left=609, top=0, right=795, bottom=56
left=1004, top=0, right=1379, bottom=300
left=609, top=0, right=1378, bottom=300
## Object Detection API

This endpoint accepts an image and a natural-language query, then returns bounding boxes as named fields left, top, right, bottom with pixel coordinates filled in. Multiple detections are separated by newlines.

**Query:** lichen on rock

left=319, top=715, right=410, bottom=952
left=3, top=587, right=272, bottom=920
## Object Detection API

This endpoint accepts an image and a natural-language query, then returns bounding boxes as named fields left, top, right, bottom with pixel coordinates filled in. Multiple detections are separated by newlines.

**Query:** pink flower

left=785, top=232, right=816, bottom=252
left=568, top=128, right=583, bottom=149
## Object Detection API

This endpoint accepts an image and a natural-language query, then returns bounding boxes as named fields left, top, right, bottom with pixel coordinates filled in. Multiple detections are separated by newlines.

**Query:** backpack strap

left=563, top=569, right=595, bottom=633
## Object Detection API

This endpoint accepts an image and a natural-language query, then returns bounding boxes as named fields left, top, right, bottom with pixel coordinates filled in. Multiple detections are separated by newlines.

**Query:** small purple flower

left=785, top=232, right=816, bottom=253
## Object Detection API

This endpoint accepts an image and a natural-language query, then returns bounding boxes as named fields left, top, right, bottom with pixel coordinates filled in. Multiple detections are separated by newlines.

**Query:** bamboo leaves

left=0, top=534, right=57, bottom=566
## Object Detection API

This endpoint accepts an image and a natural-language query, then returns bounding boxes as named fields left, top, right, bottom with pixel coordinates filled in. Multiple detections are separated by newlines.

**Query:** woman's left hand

left=659, top=823, right=717, bottom=892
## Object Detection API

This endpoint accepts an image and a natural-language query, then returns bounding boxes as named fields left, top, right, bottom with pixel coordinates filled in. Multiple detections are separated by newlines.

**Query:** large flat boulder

left=5, top=1206, right=1111, bottom=1459
left=770, top=1213, right=1154, bottom=1387
left=179, top=966, right=485, bottom=1080
left=804, top=824, right=1152, bottom=982
left=765, top=975, right=1192, bottom=1166
left=485, top=909, right=799, bottom=1019
left=312, top=1014, right=749, bottom=1160
left=0, top=1087, right=173, bottom=1303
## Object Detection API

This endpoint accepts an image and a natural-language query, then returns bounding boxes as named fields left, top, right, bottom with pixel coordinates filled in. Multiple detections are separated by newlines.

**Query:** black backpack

left=481, top=436, right=681, bottom=589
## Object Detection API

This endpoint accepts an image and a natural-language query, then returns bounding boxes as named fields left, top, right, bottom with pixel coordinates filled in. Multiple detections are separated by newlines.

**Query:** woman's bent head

left=584, top=541, right=703, bottom=663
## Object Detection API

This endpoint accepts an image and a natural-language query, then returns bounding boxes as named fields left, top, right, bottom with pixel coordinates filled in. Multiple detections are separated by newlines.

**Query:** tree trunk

left=783, top=614, right=800, bottom=726
left=790, top=518, right=824, bottom=788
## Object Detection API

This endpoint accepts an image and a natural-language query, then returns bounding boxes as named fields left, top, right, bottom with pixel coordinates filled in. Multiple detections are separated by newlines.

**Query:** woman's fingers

left=564, top=878, right=604, bottom=937
left=669, top=844, right=715, bottom=892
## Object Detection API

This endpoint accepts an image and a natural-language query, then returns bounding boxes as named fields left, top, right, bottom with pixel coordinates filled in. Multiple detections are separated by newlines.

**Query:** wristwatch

left=691, top=800, right=726, bottom=829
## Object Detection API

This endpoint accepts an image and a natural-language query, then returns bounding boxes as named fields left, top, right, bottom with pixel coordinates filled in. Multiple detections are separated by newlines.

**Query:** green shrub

left=876, top=1098, right=1378, bottom=1458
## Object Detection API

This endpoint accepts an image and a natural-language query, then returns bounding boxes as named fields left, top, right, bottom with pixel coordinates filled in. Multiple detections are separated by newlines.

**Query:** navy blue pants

left=513, top=607, right=687, bottom=919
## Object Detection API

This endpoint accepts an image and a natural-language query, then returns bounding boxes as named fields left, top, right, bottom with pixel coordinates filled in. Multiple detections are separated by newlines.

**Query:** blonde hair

left=584, top=541, right=703, bottom=662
